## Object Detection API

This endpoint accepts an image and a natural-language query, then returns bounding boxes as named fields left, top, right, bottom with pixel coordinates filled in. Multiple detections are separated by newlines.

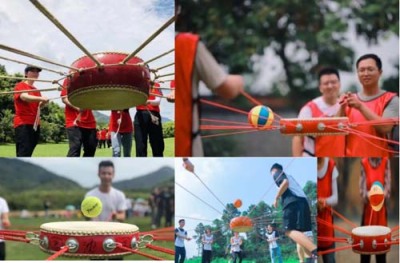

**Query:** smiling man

left=13, top=65, right=49, bottom=157
left=337, top=54, right=399, bottom=156
left=292, top=67, right=345, bottom=157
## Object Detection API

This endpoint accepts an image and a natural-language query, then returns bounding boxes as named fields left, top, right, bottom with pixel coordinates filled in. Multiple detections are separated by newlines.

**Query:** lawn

left=0, top=137, right=174, bottom=157
left=4, top=216, right=174, bottom=260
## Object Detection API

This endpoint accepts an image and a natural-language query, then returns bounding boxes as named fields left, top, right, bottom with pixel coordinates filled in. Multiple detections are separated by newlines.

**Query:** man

left=175, top=219, right=191, bottom=263
left=0, top=197, right=11, bottom=260
left=85, top=160, right=127, bottom=222
left=270, top=163, right=318, bottom=263
left=134, top=83, right=164, bottom=157
left=108, top=110, right=133, bottom=157
left=338, top=54, right=399, bottom=156
left=175, top=33, right=244, bottom=157
left=317, top=157, right=339, bottom=263
left=13, top=65, right=49, bottom=157
left=266, top=224, right=283, bottom=263
left=292, top=67, right=345, bottom=157
left=359, top=157, right=390, bottom=263
left=61, top=83, right=97, bottom=157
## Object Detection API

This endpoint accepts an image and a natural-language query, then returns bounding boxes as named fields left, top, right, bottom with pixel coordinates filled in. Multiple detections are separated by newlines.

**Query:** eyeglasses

left=357, top=67, right=378, bottom=74
left=321, top=80, right=339, bottom=86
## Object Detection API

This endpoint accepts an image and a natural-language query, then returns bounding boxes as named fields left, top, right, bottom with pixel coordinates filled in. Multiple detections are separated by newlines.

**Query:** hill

left=113, top=166, right=174, bottom=191
left=0, top=158, right=83, bottom=192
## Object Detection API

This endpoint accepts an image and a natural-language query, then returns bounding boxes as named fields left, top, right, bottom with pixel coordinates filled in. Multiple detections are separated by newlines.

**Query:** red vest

left=361, top=158, right=387, bottom=226
left=307, top=101, right=345, bottom=157
left=317, top=158, right=335, bottom=248
left=346, top=92, right=396, bottom=157
left=175, top=33, right=200, bottom=157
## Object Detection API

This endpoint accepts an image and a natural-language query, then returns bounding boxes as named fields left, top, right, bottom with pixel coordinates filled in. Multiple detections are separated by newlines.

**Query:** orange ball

left=233, top=199, right=242, bottom=208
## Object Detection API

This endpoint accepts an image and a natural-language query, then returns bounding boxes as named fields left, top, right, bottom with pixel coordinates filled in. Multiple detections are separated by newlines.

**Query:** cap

left=270, top=163, right=283, bottom=172
left=24, top=65, right=42, bottom=73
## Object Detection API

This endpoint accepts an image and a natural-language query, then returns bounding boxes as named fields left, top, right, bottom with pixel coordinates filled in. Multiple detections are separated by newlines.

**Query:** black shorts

left=283, top=198, right=312, bottom=232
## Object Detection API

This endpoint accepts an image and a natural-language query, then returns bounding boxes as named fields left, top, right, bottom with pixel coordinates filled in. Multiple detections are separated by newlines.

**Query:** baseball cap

left=25, top=65, right=42, bottom=73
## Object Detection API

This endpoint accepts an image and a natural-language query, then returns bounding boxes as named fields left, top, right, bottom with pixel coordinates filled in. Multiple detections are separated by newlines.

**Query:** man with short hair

left=85, top=160, right=127, bottom=222
left=293, top=67, right=345, bottom=157
left=338, top=54, right=399, bottom=156
left=0, top=197, right=11, bottom=260
left=175, top=219, right=191, bottom=263
left=271, top=163, right=317, bottom=263
left=13, top=65, right=49, bottom=157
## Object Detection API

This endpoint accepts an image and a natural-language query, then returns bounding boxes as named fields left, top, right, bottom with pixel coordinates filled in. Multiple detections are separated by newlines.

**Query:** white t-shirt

left=85, top=187, right=127, bottom=221
left=231, top=236, right=242, bottom=252
left=203, top=233, right=213, bottom=251
left=298, top=96, right=340, bottom=156
left=175, top=228, right=187, bottom=247
left=265, top=230, right=279, bottom=249
left=0, top=197, right=10, bottom=243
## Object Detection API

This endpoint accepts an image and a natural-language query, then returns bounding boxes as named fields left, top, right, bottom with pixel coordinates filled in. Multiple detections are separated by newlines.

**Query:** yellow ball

left=81, top=196, right=103, bottom=218
left=248, top=105, right=274, bottom=130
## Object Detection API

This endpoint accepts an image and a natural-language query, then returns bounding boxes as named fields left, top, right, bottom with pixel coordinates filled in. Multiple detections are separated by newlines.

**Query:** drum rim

left=71, top=51, right=143, bottom=67
left=40, top=221, right=139, bottom=235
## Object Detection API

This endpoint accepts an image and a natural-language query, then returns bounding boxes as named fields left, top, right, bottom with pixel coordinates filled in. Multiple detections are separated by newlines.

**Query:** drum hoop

left=39, top=247, right=132, bottom=258
left=71, top=51, right=141, bottom=66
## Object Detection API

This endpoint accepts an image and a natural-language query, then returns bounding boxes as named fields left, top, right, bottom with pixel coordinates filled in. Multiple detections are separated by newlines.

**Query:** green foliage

left=162, top=121, right=175, bottom=138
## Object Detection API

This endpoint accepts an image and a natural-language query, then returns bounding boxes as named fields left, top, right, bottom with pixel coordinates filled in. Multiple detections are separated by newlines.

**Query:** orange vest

left=317, top=159, right=335, bottom=248
left=346, top=92, right=396, bottom=157
left=361, top=158, right=387, bottom=226
left=307, top=101, right=345, bottom=157
left=175, top=33, right=200, bottom=157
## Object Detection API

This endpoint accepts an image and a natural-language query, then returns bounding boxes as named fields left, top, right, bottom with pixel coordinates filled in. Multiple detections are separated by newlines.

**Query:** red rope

left=316, top=218, right=352, bottom=236
left=0, top=235, right=30, bottom=243
left=317, top=236, right=349, bottom=243
left=391, top=226, right=400, bottom=232
left=318, top=243, right=360, bottom=255
left=201, top=129, right=260, bottom=139
left=145, top=243, right=175, bottom=255
left=375, top=240, right=399, bottom=246
left=201, top=118, right=251, bottom=126
left=200, top=125, right=254, bottom=130
left=140, top=227, right=175, bottom=235
left=330, top=207, right=358, bottom=228
left=152, top=236, right=174, bottom=241
left=46, top=246, right=69, bottom=261
left=200, top=99, right=249, bottom=115
left=240, top=90, right=263, bottom=106
left=116, top=244, right=164, bottom=260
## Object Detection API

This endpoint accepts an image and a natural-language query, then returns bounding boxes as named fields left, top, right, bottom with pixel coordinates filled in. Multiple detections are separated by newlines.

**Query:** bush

left=163, top=121, right=174, bottom=138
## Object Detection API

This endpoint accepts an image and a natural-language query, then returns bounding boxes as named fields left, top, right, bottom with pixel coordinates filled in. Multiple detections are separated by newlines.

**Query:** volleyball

left=248, top=105, right=274, bottom=130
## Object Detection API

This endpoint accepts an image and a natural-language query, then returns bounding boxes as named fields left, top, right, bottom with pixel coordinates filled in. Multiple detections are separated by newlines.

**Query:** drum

left=351, top=226, right=392, bottom=255
left=279, top=117, right=349, bottom=135
left=39, top=221, right=140, bottom=258
left=230, top=216, right=253, bottom=233
left=66, top=52, right=151, bottom=110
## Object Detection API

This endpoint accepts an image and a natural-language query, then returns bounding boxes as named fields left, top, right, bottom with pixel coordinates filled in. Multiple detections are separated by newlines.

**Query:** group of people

left=149, top=186, right=175, bottom=229
left=12, top=65, right=171, bottom=157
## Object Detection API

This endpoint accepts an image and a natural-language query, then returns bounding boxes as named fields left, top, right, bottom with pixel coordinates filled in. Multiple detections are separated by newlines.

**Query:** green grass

left=0, top=137, right=174, bottom=157
left=5, top=216, right=173, bottom=260
left=186, top=256, right=299, bottom=263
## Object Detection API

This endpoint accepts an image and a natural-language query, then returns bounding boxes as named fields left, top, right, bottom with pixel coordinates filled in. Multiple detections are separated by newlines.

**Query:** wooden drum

left=39, top=221, right=140, bottom=258
left=66, top=52, right=150, bottom=110
left=279, top=117, right=349, bottom=136
left=351, top=226, right=392, bottom=255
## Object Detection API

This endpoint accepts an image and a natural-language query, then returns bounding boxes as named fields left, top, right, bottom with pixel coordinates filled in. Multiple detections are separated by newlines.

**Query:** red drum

left=351, top=226, right=392, bottom=255
left=230, top=216, right=253, bottom=233
left=39, top=221, right=140, bottom=258
left=66, top=52, right=151, bottom=110
left=279, top=117, right=349, bottom=136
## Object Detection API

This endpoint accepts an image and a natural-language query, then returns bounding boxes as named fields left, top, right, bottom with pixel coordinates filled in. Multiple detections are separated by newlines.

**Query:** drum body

left=39, top=221, right=140, bottom=258
left=67, top=52, right=150, bottom=110
left=351, top=226, right=392, bottom=255
left=279, top=117, right=349, bottom=135
left=230, top=216, right=253, bottom=233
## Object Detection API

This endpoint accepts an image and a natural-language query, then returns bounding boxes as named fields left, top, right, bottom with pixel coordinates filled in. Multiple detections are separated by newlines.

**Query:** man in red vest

left=13, top=65, right=49, bottom=157
left=359, top=157, right=390, bottom=263
left=337, top=54, right=398, bottom=156
left=317, top=157, right=339, bottom=262
left=61, top=84, right=97, bottom=157
left=293, top=67, right=345, bottom=157
left=175, top=33, right=245, bottom=157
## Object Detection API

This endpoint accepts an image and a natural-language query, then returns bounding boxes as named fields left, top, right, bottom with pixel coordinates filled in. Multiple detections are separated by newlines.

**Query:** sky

left=0, top=0, right=175, bottom=120
left=20, top=157, right=175, bottom=188
left=175, top=157, right=317, bottom=259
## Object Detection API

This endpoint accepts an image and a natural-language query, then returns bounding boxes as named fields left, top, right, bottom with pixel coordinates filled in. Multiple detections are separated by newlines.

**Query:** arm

left=146, top=96, right=161, bottom=106
left=214, top=75, right=244, bottom=100
left=273, top=179, right=289, bottom=208
left=359, top=162, right=368, bottom=204
left=325, top=166, right=339, bottom=206
left=292, top=136, right=304, bottom=156
left=62, top=96, right=80, bottom=111
left=1, top=212, right=11, bottom=228
left=20, top=93, right=48, bottom=104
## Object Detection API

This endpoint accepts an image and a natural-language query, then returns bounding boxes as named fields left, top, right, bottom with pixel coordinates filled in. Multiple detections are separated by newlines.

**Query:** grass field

left=4, top=216, right=174, bottom=260
left=0, top=137, right=174, bottom=157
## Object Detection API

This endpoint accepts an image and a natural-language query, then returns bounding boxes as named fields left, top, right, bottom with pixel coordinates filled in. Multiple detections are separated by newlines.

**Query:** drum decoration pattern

left=66, top=52, right=151, bottom=110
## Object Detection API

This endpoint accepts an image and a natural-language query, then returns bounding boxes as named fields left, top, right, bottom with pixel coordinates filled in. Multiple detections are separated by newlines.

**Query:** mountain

left=0, top=158, right=83, bottom=192
left=113, top=166, right=174, bottom=190
left=93, top=111, right=110, bottom=124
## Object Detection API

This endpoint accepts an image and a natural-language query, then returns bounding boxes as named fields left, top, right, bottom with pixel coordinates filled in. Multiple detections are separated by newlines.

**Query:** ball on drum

left=233, top=199, right=242, bottom=208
